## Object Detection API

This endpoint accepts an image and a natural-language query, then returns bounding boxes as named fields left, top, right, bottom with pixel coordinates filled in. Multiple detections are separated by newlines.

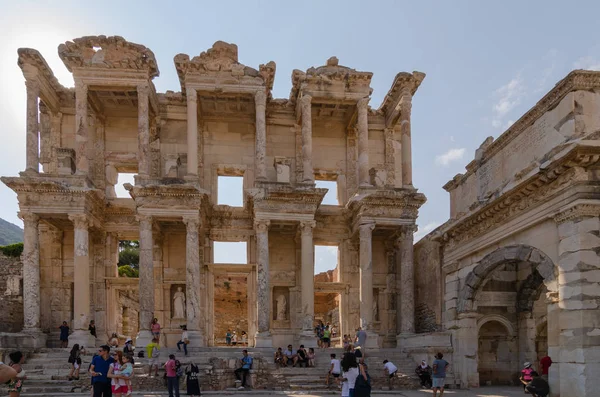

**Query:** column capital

left=255, top=90, right=267, bottom=106
left=186, top=87, right=197, bottom=102
left=299, top=220, right=316, bottom=235
left=68, top=214, right=90, bottom=230
left=74, top=80, right=88, bottom=94
left=357, top=96, right=370, bottom=111
left=300, top=94, right=312, bottom=108
left=183, top=215, right=201, bottom=231
left=358, top=222, right=375, bottom=240
left=254, top=219, right=271, bottom=233
left=137, top=82, right=150, bottom=94
left=136, top=214, right=153, bottom=224
left=396, top=224, right=417, bottom=242
left=18, top=212, right=39, bottom=225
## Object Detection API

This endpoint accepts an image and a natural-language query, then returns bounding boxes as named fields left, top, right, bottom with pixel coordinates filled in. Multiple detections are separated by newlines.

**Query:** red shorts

left=112, top=385, right=128, bottom=393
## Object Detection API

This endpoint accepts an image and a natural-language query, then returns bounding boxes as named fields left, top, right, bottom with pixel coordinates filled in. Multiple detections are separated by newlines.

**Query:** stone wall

left=413, top=236, right=441, bottom=333
left=0, top=253, right=23, bottom=332
left=213, top=274, right=248, bottom=342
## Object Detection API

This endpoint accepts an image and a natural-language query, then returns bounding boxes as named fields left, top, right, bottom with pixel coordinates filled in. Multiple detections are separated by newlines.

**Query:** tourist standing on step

left=225, top=329, right=232, bottom=346
left=432, top=352, right=449, bottom=397
left=165, top=354, right=180, bottom=397
left=341, top=352, right=359, bottom=397
left=90, top=345, right=115, bottom=397
left=326, top=353, right=341, bottom=387
left=7, top=351, right=26, bottom=397
left=68, top=344, right=84, bottom=380
left=146, top=338, right=160, bottom=377
left=234, top=349, right=253, bottom=390
left=355, top=327, right=367, bottom=349
left=382, top=359, right=398, bottom=389
left=151, top=318, right=161, bottom=343
left=323, top=326, right=332, bottom=348
left=59, top=321, right=70, bottom=348
left=232, top=331, right=238, bottom=346
left=89, top=320, right=97, bottom=338
left=177, top=325, right=189, bottom=356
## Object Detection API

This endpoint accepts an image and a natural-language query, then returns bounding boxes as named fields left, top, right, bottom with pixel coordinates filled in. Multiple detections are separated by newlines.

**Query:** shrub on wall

left=0, top=242, right=23, bottom=257
left=118, top=265, right=139, bottom=278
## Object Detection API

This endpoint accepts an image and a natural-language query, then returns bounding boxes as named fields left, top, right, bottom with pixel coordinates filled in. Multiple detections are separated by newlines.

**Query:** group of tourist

left=519, top=356, right=552, bottom=397
left=274, top=345, right=316, bottom=367
left=314, top=321, right=336, bottom=348
left=225, top=329, right=248, bottom=346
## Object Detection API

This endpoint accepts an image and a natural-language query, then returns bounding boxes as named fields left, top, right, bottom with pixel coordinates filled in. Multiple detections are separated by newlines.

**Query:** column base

left=69, top=330, right=96, bottom=349
left=254, top=331, right=272, bottom=348
left=298, top=329, right=318, bottom=348
left=0, top=330, right=48, bottom=348
left=135, top=329, right=154, bottom=350
left=362, top=330, right=380, bottom=348
left=186, top=330, right=205, bottom=348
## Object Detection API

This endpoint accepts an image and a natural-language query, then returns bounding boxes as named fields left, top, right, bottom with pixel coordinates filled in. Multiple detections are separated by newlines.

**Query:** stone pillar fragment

left=255, top=90, right=267, bottom=181
left=75, top=82, right=89, bottom=175
left=399, top=91, right=413, bottom=187
left=254, top=219, right=272, bottom=347
left=68, top=214, right=95, bottom=347
left=398, top=225, right=416, bottom=334
left=357, top=97, right=370, bottom=187
left=20, top=212, right=41, bottom=330
left=183, top=215, right=204, bottom=346
left=186, top=88, right=198, bottom=177
left=136, top=215, right=155, bottom=348
left=299, top=221, right=317, bottom=346
left=452, top=313, right=480, bottom=388
left=358, top=222, right=378, bottom=347
left=137, top=83, right=150, bottom=176
left=25, top=80, right=40, bottom=173
left=300, top=95, right=313, bottom=182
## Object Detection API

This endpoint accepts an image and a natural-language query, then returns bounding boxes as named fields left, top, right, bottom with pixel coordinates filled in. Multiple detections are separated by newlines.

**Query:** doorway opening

left=213, top=274, right=249, bottom=347
left=314, top=292, right=341, bottom=347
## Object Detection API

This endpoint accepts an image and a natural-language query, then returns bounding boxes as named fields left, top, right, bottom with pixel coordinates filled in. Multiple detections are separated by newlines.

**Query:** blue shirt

left=241, top=355, right=253, bottom=369
left=91, top=355, right=115, bottom=383
left=432, top=359, right=448, bottom=378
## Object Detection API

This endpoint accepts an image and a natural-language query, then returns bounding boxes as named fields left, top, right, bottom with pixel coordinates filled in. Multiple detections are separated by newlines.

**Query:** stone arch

left=477, top=314, right=515, bottom=337
left=517, top=271, right=545, bottom=312
left=458, top=245, right=556, bottom=313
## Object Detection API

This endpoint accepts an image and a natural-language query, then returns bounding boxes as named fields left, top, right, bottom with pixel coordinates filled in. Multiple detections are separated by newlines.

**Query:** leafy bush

left=0, top=242, right=24, bottom=257
left=118, top=247, right=139, bottom=269
left=118, top=265, right=139, bottom=278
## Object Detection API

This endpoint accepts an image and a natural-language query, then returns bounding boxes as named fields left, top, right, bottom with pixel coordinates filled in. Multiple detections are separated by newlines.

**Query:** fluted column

left=299, top=220, right=317, bottom=346
left=25, top=80, right=40, bottom=173
left=137, top=83, right=150, bottom=176
left=399, top=91, right=413, bottom=186
left=359, top=222, right=375, bottom=331
left=186, top=88, right=198, bottom=176
left=255, top=90, right=267, bottom=181
left=68, top=214, right=95, bottom=347
left=183, top=215, right=204, bottom=346
left=254, top=219, right=272, bottom=347
left=75, top=81, right=89, bottom=175
left=300, top=95, right=313, bottom=182
left=136, top=214, right=155, bottom=347
left=398, top=225, right=416, bottom=334
left=20, top=212, right=40, bottom=330
left=357, top=97, right=371, bottom=187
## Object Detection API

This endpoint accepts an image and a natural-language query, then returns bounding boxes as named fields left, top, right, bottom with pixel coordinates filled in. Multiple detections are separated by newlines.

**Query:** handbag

left=184, top=338, right=190, bottom=344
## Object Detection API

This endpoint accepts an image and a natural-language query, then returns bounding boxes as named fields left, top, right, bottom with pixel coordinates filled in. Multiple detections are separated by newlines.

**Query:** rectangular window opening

left=314, top=245, right=339, bottom=279
left=217, top=176, right=244, bottom=207
left=214, top=241, right=248, bottom=264
left=116, top=173, right=136, bottom=198
left=117, top=240, right=139, bottom=278
left=315, top=180, right=339, bottom=205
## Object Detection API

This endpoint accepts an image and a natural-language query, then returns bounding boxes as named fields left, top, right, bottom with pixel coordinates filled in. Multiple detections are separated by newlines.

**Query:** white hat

left=524, top=362, right=531, bottom=368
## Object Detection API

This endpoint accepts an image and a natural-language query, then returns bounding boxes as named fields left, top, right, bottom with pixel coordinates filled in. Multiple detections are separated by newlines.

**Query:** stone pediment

left=174, top=41, right=276, bottom=93
left=58, top=35, right=159, bottom=78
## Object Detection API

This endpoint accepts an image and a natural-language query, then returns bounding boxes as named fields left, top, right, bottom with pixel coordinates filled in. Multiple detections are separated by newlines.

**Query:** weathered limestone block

left=56, top=148, right=76, bottom=175
left=273, top=156, right=292, bottom=183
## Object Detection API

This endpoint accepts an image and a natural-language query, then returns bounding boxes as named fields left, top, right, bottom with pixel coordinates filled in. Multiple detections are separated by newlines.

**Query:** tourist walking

left=89, top=320, right=97, bottom=338
left=146, top=338, right=160, bottom=377
left=151, top=318, right=161, bottom=343
left=415, top=360, right=432, bottom=388
left=59, top=321, right=70, bottom=348
left=177, top=325, right=189, bottom=356
left=165, top=354, right=180, bottom=397
left=185, top=362, right=201, bottom=396
left=539, top=355, right=552, bottom=382
left=234, top=349, right=253, bottom=390
left=383, top=359, right=398, bottom=389
left=68, top=344, right=84, bottom=380
left=354, top=362, right=371, bottom=397
left=7, top=351, right=26, bottom=397
left=432, top=352, right=449, bottom=397
left=89, top=345, right=115, bottom=397
left=341, top=352, right=359, bottom=397
left=326, top=353, right=341, bottom=387
left=355, top=327, right=367, bottom=348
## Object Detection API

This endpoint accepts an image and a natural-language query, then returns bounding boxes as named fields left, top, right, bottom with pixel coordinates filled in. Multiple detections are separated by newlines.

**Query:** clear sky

left=1, top=1, right=599, bottom=268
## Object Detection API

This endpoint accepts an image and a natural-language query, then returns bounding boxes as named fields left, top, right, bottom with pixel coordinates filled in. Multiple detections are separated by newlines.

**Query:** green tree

left=118, top=265, right=139, bottom=278
left=118, top=247, right=139, bottom=269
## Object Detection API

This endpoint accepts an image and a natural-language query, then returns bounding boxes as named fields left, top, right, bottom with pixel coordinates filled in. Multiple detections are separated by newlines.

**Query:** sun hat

left=524, top=362, right=531, bottom=368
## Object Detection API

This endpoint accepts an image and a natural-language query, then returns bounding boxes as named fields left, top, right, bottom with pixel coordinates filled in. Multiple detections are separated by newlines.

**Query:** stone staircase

left=1, top=346, right=421, bottom=394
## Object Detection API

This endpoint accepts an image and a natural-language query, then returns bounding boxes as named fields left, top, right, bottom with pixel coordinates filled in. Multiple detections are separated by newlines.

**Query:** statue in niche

left=173, top=286, right=186, bottom=319
left=276, top=294, right=287, bottom=321
left=373, top=297, right=379, bottom=322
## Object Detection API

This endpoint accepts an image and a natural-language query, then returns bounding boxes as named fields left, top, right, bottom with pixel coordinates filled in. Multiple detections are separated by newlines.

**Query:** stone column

left=399, top=90, right=413, bottom=187
left=358, top=222, right=378, bottom=347
left=300, top=95, right=313, bottom=182
left=75, top=81, right=89, bottom=175
left=183, top=215, right=204, bottom=346
left=186, top=88, right=198, bottom=177
left=25, top=80, right=40, bottom=173
left=68, top=214, right=95, bottom=347
left=452, top=312, right=480, bottom=388
left=299, top=220, right=317, bottom=346
left=357, top=97, right=371, bottom=187
left=20, top=212, right=41, bottom=330
left=553, top=205, right=600, bottom=397
left=255, top=90, right=267, bottom=181
left=137, top=83, right=150, bottom=176
left=398, top=225, right=416, bottom=334
left=136, top=214, right=155, bottom=348
left=254, top=219, right=272, bottom=347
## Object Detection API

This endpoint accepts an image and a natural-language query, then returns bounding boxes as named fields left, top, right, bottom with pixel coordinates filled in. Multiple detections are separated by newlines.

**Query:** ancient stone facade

left=0, top=253, right=23, bottom=333
left=2, top=36, right=426, bottom=351
left=415, top=70, right=600, bottom=397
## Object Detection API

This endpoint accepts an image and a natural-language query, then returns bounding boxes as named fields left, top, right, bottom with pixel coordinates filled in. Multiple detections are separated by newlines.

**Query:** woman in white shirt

left=177, top=325, right=189, bottom=356
left=341, top=352, right=360, bottom=397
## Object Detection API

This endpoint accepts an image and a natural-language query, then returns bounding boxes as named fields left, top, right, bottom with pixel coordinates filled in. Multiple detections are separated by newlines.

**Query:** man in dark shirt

left=525, top=371, right=550, bottom=397
left=297, top=345, right=308, bottom=367
left=89, top=345, right=115, bottom=397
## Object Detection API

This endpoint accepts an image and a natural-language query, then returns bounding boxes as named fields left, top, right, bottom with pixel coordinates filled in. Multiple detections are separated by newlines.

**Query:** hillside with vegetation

left=0, top=218, right=23, bottom=246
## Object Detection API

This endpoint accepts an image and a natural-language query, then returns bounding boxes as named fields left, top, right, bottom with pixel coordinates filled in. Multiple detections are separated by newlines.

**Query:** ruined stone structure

left=415, top=70, right=600, bottom=397
left=1, top=36, right=426, bottom=351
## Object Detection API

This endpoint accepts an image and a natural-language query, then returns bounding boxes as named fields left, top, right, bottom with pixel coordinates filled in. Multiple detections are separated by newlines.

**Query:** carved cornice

left=348, top=189, right=426, bottom=222
left=554, top=203, right=600, bottom=224
left=377, top=71, right=425, bottom=119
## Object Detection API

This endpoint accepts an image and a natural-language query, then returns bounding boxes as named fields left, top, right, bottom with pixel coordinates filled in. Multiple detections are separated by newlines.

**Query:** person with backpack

left=164, top=354, right=180, bottom=397
left=234, top=350, right=253, bottom=390
left=68, top=344, right=84, bottom=380
left=354, top=362, right=371, bottom=397
left=146, top=338, right=160, bottom=377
